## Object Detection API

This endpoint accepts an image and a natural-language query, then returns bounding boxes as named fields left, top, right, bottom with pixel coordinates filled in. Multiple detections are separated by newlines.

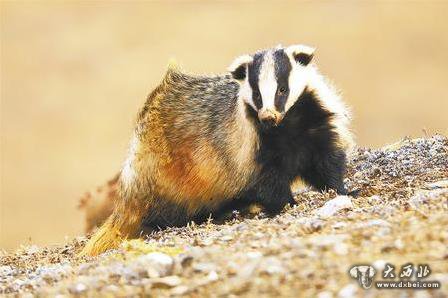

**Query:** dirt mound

left=1, top=135, right=447, bottom=297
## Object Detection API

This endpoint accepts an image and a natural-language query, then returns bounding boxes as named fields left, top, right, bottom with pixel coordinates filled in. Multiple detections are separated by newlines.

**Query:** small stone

left=176, top=254, right=194, bottom=269
left=104, top=284, right=119, bottom=293
left=288, top=239, right=304, bottom=249
left=37, top=264, right=73, bottom=282
left=315, top=196, right=353, bottom=218
left=152, top=275, right=182, bottom=288
left=394, top=239, right=404, bottom=250
left=253, top=232, right=264, bottom=239
left=0, top=265, right=14, bottom=276
left=355, top=219, right=391, bottom=229
left=308, top=234, right=348, bottom=247
left=414, top=291, right=431, bottom=298
left=338, top=284, right=358, bottom=298
left=372, top=260, right=387, bottom=271
left=247, top=251, right=263, bottom=259
left=235, top=223, right=248, bottom=231
left=426, top=180, right=448, bottom=189
left=226, top=261, right=239, bottom=275
left=238, top=262, right=259, bottom=279
left=334, top=242, right=348, bottom=256
left=187, top=247, right=205, bottom=259
left=207, top=270, right=219, bottom=282
left=69, top=283, right=87, bottom=294
left=201, top=238, right=213, bottom=246
left=353, top=172, right=363, bottom=179
left=260, top=257, right=285, bottom=275
left=332, top=222, right=347, bottom=230
left=192, top=262, right=216, bottom=273
left=170, top=285, right=189, bottom=296
left=431, top=273, right=448, bottom=284
left=367, top=195, right=381, bottom=204
left=318, top=291, right=334, bottom=298
left=298, top=217, right=324, bottom=233
left=13, top=278, right=25, bottom=286
left=134, top=252, right=174, bottom=278
left=221, top=235, right=233, bottom=241
left=77, top=263, right=94, bottom=275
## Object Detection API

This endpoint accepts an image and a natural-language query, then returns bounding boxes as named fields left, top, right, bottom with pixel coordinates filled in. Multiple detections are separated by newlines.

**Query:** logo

left=349, top=263, right=441, bottom=290
left=349, top=265, right=376, bottom=289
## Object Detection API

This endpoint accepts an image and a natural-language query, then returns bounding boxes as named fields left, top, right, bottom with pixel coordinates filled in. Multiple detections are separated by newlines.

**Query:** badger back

left=133, top=68, right=259, bottom=212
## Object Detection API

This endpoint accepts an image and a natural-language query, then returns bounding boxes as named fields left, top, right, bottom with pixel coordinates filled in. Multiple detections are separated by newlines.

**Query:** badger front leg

left=300, top=149, right=348, bottom=195
left=252, top=171, right=296, bottom=216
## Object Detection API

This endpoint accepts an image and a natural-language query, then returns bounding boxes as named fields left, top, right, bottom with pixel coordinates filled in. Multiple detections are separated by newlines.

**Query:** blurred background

left=1, top=1, right=447, bottom=251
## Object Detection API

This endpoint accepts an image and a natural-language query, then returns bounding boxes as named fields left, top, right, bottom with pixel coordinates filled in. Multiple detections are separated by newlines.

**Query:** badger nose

left=258, top=108, right=283, bottom=127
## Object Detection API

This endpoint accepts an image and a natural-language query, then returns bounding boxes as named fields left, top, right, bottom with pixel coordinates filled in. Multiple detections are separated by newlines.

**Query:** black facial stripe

left=248, top=52, right=265, bottom=109
left=273, top=49, right=292, bottom=112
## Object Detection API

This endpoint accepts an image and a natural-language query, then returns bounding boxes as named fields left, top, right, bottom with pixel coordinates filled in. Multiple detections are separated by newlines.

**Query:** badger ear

left=228, top=54, right=253, bottom=81
left=285, top=44, right=315, bottom=66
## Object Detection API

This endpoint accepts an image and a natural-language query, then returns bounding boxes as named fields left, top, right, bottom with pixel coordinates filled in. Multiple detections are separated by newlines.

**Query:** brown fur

left=80, top=69, right=259, bottom=256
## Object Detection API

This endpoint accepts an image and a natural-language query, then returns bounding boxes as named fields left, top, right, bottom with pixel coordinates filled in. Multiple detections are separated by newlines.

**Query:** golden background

left=1, top=1, right=447, bottom=250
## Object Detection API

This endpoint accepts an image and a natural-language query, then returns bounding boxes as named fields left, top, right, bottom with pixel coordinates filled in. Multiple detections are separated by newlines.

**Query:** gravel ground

left=1, top=135, right=447, bottom=297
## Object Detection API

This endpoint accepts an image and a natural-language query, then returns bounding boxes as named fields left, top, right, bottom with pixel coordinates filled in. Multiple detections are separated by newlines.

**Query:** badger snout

left=258, top=108, right=283, bottom=128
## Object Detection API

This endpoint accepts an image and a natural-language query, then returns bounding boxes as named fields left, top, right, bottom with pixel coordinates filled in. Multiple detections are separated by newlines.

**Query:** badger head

left=349, top=265, right=376, bottom=289
left=228, top=44, right=315, bottom=129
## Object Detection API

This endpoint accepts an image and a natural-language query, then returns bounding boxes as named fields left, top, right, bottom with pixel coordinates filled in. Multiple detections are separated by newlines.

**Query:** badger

left=80, top=44, right=354, bottom=256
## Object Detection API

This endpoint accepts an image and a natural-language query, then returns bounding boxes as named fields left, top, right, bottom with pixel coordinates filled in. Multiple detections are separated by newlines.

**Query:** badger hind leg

left=141, top=199, right=191, bottom=231
left=79, top=195, right=152, bottom=257
left=79, top=215, right=123, bottom=256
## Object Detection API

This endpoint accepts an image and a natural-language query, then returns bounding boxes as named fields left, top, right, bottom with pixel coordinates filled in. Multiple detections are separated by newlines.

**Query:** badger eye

left=278, top=86, right=287, bottom=95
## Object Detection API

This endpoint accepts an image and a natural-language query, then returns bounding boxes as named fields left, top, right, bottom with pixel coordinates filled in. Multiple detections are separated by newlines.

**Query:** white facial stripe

left=282, top=52, right=312, bottom=114
left=284, top=65, right=309, bottom=113
left=258, top=51, right=277, bottom=110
